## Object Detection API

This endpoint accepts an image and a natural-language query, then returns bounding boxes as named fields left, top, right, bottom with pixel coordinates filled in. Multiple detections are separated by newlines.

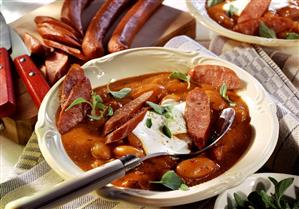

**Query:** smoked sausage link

left=108, top=0, right=163, bottom=53
left=82, top=0, right=132, bottom=59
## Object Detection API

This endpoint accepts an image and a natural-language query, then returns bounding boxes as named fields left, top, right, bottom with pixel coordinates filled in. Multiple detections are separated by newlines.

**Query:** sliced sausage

left=45, top=51, right=69, bottom=85
left=60, top=64, right=85, bottom=106
left=233, top=19, right=260, bottom=35
left=103, top=91, right=153, bottom=135
left=188, top=65, right=242, bottom=90
left=261, top=16, right=295, bottom=34
left=43, top=39, right=87, bottom=60
left=57, top=77, right=91, bottom=134
left=184, top=88, right=211, bottom=149
left=237, top=0, right=271, bottom=24
left=34, top=16, right=82, bottom=38
left=207, top=2, right=235, bottom=29
left=277, top=6, right=299, bottom=21
left=23, top=32, right=49, bottom=56
left=108, top=0, right=163, bottom=53
left=105, top=108, right=148, bottom=144
left=37, top=22, right=82, bottom=47
left=82, top=0, right=132, bottom=59
left=61, top=0, right=92, bottom=35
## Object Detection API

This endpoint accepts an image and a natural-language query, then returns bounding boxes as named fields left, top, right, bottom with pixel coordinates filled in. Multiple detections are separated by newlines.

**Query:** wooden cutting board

left=2, top=1, right=195, bottom=144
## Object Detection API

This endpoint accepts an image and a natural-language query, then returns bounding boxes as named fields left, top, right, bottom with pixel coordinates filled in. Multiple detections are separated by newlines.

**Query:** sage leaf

left=169, top=71, right=191, bottom=89
left=65, top=97, right=91, bottom=111
left=273, top=178, right=294, bottom=203
left=259, top=22, right=276, bottom=39
left=233, top=193, right=246, bottom=207
left=220, top=83, right=236, bottom=107
left=286, top=32, right=299, bottom=40
left=161, top=125, right=172, bottom=138
left=109, top=87, right=131, bottom=99
left=151, top=170, right=188, bottom=190
left=146, top=101, right=165, bottom=115
left=146, top=118, right=152, bottom=128
left=207, top=0, right=224, bottom=7
left=107, top=106, right=113, bottom=116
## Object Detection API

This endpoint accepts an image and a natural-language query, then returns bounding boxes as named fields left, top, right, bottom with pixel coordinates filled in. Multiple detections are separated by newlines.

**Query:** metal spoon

left=5, top=108, right=235, bottom=209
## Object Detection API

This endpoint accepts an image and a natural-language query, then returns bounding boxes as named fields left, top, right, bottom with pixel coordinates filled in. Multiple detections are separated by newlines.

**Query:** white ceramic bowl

left=214, top=173, right=299, bottom=209
left=35, top=47, right=279, bottom=206
left=186, top=0, right=299, bottom=47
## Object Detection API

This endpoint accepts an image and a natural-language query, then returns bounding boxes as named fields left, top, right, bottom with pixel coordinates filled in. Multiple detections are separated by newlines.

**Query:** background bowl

left=35, top=47, right=278, bottom=206
left=186, top=0, right=299, bottom=47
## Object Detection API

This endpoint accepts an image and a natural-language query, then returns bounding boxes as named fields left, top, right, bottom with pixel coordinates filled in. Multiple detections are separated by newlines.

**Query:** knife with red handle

left=10, top=28, right=50, bottom=108
left=0, top=13, right=16, bottom=117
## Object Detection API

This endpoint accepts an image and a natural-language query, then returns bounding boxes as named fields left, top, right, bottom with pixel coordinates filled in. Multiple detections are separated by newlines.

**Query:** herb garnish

left=220, top=83, right=236, bottom=107
left=286, top=32, right=299, bottom=40
left=169, top=71, right=191, bottom=89
left=161, top=125, right=172, bottom=138
left=146, top=118, right=152, bottom=128
left=259, top=22, right=276, bottom=39
left=107, top=81, right=131, bottom=99
left=65, top=91, right=113, bottom=120
left=228, top=5, right=238, bottom=17
left=207, top=0, right=224, bottom=7
left=151, top=170, right=189, bottom=191
left=232, top=177, right=297, bottom=209
left=146, top=101, right=165, bottom=115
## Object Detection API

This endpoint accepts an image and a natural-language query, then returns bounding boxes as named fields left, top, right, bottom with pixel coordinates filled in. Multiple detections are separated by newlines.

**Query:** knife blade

left=0, top=12, right=15, bottom=117
left=10, top=28, right=50, bottom=108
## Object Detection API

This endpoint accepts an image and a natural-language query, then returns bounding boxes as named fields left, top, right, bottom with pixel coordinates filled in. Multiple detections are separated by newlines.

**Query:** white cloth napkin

left=1, top=36, right=298, bottom=209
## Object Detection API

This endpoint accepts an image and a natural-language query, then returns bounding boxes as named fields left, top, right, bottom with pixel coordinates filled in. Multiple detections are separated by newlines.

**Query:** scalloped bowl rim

left=35, top=47, right=279, bottom=206
left=186, top=0, right=299, bottom=47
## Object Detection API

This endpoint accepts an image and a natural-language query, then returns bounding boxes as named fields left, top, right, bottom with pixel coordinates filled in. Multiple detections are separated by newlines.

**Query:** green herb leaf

left=207, top=0, right=224, bottom=7
left=107, top=106, right=113, bottom=116
left=220, top=83, right=236, bottom=107
left=233, top=193, right=247, bottom=207
left=109, top=87, right=131, bottom=99
left=146, top=118, right=152, bottom=128
left=146, top=101, right=165, bottom=115
left=65, top=97, right=91, bottom=111
left=179, top=184, right=189, bottom=191
left=228, top=5, right=238, bottom=17
left=169, top=71, right=191, bottom=89
left=259, top=22, right=276, bottom=39
left=286, top=32, right=299, bottom=40
left=87, top=114, right=102, bottom=121
left=151, top=170, right=188, bottom=190
left=274, top=178, right=294, bottom=204
left=161, top=125, right=172, bottom=138
left=96, top=102, right=106, bottom=111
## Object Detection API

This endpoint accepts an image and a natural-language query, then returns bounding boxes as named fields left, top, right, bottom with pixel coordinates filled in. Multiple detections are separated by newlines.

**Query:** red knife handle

left=14, top=54, right=50, bottom=108
left=0, top=47, right=16, bottom=117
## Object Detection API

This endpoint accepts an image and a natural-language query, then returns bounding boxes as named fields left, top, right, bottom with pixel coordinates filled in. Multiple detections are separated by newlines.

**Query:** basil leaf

left=286, top=32, right=299, bottom=40
left=65, top=97, right=91, bottom=111
left=207, top=0, right=224, bottom=7
left=220, top=83, right=236, bottom=107
left=152, top=170, right=187, bottom=190
left=259, top=22, right=276, bottom=39
left=169, top=71, right=191, bottom=89
left=107, top=106, right=113, bottom=116
left=228, top=5, right=238, bottom=17
left=109, top=87, right=131, bottom=99
left=146, top=101, right=165, bottom=115
left=161, top=125, right=172, bottom=138
left=146, top=118, right=152, bottom=128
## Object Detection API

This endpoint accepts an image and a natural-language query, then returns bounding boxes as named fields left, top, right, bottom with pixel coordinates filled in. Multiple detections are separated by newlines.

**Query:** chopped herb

left=207, top=0, right=224, bottom=7
left=64, top=97, right=91, bottom=111
left=259, top=22, right=276, bottom=39
left=220, top=83, right=236, bottom=107
left=161, top=125, right=172, bottom=138
left=107, top=106, right=114, bottom=116
left=227, top=5, right=238, bottom=17
left=169, top=71, right=191, bottom=89
left=108, top=87, right=131, bottom=99
left=286, top=32, right=299, bottom=40
left=146, top=118, right=152, bottom=128
left=146, top=101, right=165, bottom=115
left=151, top=170, right=189, bottom=191
left=232, top=177, right=296, bottom=209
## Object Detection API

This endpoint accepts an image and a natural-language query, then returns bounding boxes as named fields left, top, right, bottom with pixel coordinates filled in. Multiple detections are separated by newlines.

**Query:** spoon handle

left=5, top=155, right=141, bottom=209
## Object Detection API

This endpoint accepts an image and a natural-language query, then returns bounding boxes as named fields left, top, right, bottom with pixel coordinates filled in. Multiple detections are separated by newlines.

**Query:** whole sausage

left=61, top=0, right=92, bottom=35
left=45, top=51, right=69, bottom=85
left=237, top=0, right=271, bottom=24
left=108, top=0, right=163, bottom=53
left=184, top=88, right=211, bottom=149
left=34, top=16, right=82, bottom=38
left=188, top=65, right=242, bottom=90
left=103, top=91, right=153, bottom=135
left=82, top=0, right=132, bottom=59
